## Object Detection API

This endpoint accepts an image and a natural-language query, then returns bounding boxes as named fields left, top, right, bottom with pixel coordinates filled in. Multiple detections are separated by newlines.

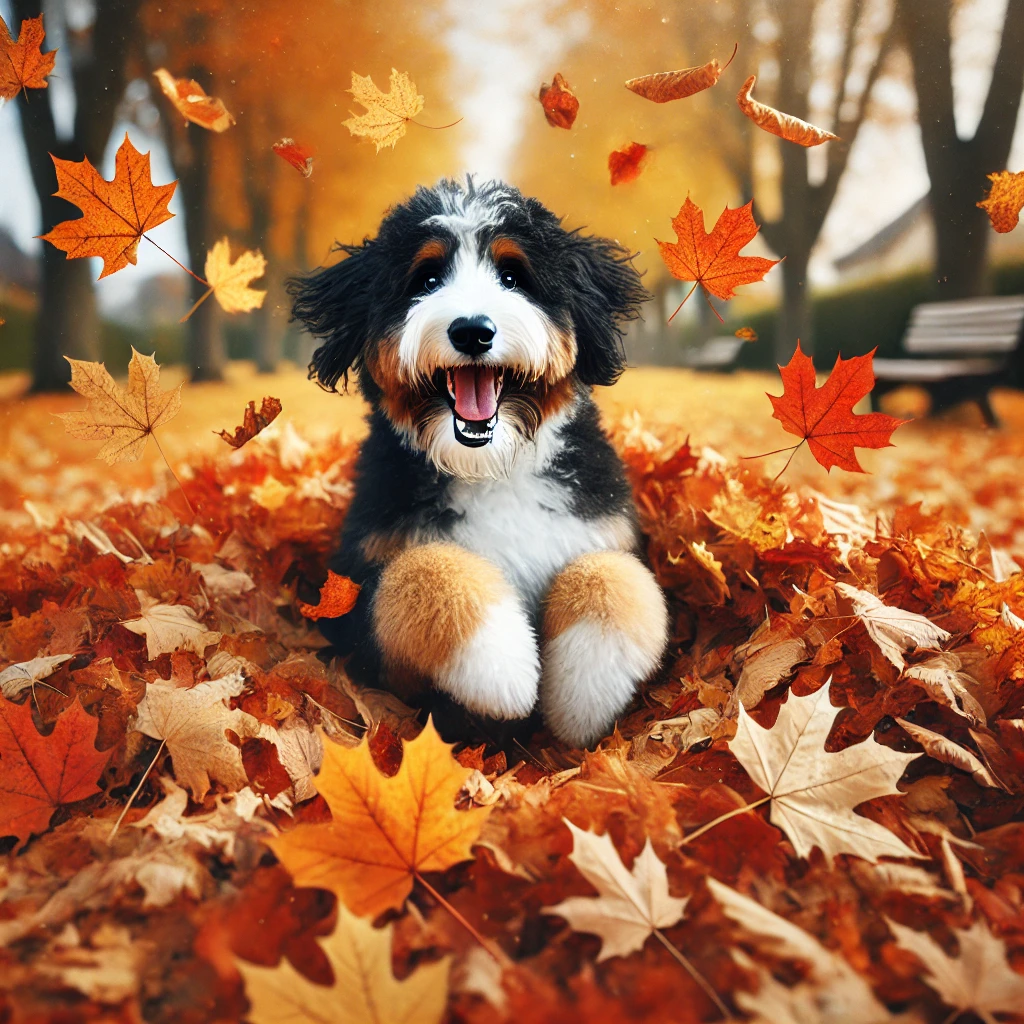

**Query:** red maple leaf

left=298, top=571, right=361, bottom=621
left=0, top=696, right=111, bottom=847
left=609, top=142, right=649, bottom=185
left=767, top=342, right=907, bottom=474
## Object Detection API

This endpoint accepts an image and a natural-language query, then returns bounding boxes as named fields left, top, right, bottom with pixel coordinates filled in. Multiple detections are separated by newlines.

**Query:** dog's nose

left=448, top=315, right=496, bottom=357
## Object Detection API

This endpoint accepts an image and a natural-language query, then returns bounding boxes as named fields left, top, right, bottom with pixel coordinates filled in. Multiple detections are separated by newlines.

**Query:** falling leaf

left=270, top=717, right=490, bottom=917
left=768, top=343, right=908, bottom=473
left=0, top=654, right=72, bottom=699
left=132, top=672, right=257, bottom=801
left=887, top=918, right=1024, bottom=1020
left=297, top=571, right=361, bottom=621
left=896, top=718, right=1004, bottom=790
left=729, top=678, right=923, bottom=863
left=735, top=326, right=758, bottom=342
left=0, top=13, right=55, bottom=99
left=343, top=67, right=424, bottom=151
left=624, top=43, right=737, bottom=103
left=608, top=142, right=649, bottom=185
left=272, top=137, right=314, bottom=177
left=978, top=169, right=1024, bottom=233
left=153, top=68, right=235, bottom=132
left=656, top=197, right=779, bottom=321
left=121, top=591, right=221, bottom=661
left=539, top=72, right=579, bottom=129
left=204, top=237, right=267, bottom=315
left=0, top=697, right=111, bottom=847
left=217, top=396, right=283, bottom=449
left=40, top=134, right=177, bottom=279
left=737, top=75, right=839, bottom=147
left=237, top=902, right=450, bottom=1024
left=543, top=819, right=689, bottom=960
left=834, top=583, right=949, bottom=671
left=59, top=349, right=182, bottom=464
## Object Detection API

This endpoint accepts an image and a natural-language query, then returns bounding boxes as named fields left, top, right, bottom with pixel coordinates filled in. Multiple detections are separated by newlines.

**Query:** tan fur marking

left=410, top=238, right=448, bottom=275
left=543, top=551, right=665, bottom=656
left=544, top=329, right=577, bottom=383
left=490, top=236, right=530, bottom=267
left=374, top=543, right=509, bottom=673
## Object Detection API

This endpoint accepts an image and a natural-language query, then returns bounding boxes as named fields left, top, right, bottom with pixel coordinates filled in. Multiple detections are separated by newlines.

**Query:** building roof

left=833, top=194, right=930, bottom=272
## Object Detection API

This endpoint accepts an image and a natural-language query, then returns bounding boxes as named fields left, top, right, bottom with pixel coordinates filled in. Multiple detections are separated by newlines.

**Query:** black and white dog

left=291, top=179, right=668, bottom=747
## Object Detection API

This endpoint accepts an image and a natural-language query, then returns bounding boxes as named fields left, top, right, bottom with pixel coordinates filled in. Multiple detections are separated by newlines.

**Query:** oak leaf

left=59, top=349, right=182, bottom=464
left=730, top=678, right=923, bottom=863
left=344, top=68, right=424, bottom=151
left=270, top=717, right=490, bottom=917
left=0, top=696, right=111, bottom=847
left=298, top=571, right=361, bottom=621
left=834, top=583, right=949, bottom=671
left=0, top=654, right=72, bottom=699
left=608, top=142, right=649, bottom=185
left=656, top=198, right=779, bottom=320
left=237, top=903, right=450, bottom=1024
left=0, top=13, right=55, bottom=99
left=624, top=43, right=736, bottom=103
left=204, top=237, right=267, bottom=314
left=768, top=343, right=907, bottom=473
left=153, top=68, right=235, bottom=132
left=539, top=72, right=579, bottom=129
left=272, top=137, right=314, bottom=177
left=217, top=397, right=282, bottom=449
left=737, top=75, right=838, bottom=147
left=121, top=591, right=221, bottom=660
left=978, top=169, right=1024, bottom=233
left=40, top=134, right=176, bottom=279
left=543, top=819, right=689, bottom=960
left=887, top=918, right=1024, bottom=1020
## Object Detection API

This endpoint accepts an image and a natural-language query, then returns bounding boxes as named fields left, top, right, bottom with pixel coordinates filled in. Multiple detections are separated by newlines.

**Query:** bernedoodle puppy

left=291, top=178, right=668, bottom=747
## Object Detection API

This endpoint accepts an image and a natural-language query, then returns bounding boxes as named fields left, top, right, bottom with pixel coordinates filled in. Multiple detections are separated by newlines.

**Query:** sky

left=0, top=0, right=1022, bottom=309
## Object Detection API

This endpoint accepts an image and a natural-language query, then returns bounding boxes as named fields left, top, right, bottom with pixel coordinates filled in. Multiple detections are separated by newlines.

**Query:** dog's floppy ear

left=563, top=233, right=649, bottom=387
left=289, top=242, right=378, bottom=392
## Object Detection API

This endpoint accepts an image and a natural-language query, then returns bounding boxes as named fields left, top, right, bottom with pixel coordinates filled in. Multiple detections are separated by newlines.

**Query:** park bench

left=871, top=295, right=1024, bottom=425
left=680, top=335, right=745, bottom=370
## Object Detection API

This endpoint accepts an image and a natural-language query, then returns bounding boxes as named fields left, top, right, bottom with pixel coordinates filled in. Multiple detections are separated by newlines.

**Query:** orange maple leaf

left=767, top=342, right=907, bottom=474
left=0, top=14, right=55, bottom=100
left=216, top=396, right=283, bottom=449
left=656, top=197, right=779, bottom=321
left=0, top=696, right=111, bottom=848
left=270, top=717, right=490, bottom=917
left=297, top=570, right=360, bottom=620
left=539, top=72, right=579, bottom=129
left=153, top=68, right=236, bottom=133
left=978, top=170, right=1024, bottom=233
left=40, top=133, right=177, bottom=279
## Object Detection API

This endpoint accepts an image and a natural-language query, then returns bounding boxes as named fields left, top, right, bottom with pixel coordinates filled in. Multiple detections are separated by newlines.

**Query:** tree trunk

left=254, top=274, right=285, bottom=373
left=931, top=184, right=993, bottom=298
left=776, top=249, right=812, bottom=365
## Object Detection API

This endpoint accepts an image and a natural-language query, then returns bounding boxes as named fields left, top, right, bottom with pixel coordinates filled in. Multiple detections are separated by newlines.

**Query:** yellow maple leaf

left=343, top=67, right=424, bottom=152
left=206, top=238, right=266, bottom=313
left=270, top=717, right=490, bottom=917
left=237, top=903, right=450, bottom=1024
left=59, top=348, right=182, bottom=464
left=978, top=169, right=1024, bottom=233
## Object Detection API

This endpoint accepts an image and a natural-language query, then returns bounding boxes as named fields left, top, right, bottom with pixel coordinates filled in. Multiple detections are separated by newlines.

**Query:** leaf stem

left=108, top=738, right=165, bottom=844
left=678, top=795, right=771, bottom=847
left=410, top=116, right=465, bottom=130
left=652, top=928, right=731, bottom=1020
left=702, top=288, right=725, bottom=324
left=668, top=282, right=700, bottom=323
left=180, top=286, right=214, bottom=323
left=151, top=429, right=195, bottom=518
left=721, top=41, right=739, bottom=72
left=414, top=870, right=511, bottom=967
left=143, top=234, right=209, bottom=287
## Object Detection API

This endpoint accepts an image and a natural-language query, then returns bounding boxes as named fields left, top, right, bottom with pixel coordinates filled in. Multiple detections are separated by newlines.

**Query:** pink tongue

left=453, top=366, right=497, bottom=421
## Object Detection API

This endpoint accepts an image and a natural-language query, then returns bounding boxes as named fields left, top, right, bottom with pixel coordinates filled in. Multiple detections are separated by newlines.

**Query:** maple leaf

left=0, top=13, right=55, bottom=99
left=40, top=134, right=176, bottom=279
left=59, top=349, right=182, bottom=465
left=0, top=696, right=111, bottom=847
left=0, top=654, right=72, bottom=699
left=735, top=326, right=758, bottom=341
left=624, top=43, right=737, bottom=103
left=729, top=678, right=923, bottom=864
left=298, top=571, right=361, bottom=621
left=272, top=137, right=314, bottom=177
left=121, top=591, right=221, bottom=660
left=216, top=396, right=282, bottom=449
left=737, top=75, right=839, bottom=147
left=768, top=343, right=907, bottom=473
left=237, top=903, right=450, bottom=1024
left=978, top=169, right=1024, bottom=233
left=539, top=72, right=579, bottom=129
left=903, top=653, right=984, bottom=724
left=153, top=68, right=235, bottom=133
left=203, top=237, right=267, bottom=315
left=887, top=918, right=1024, bottom=1020
left=543, top=819, right=689, bottom=960
left=270, top=717, right=490, bottom=917
left=834, top=583, right=949, bottom=671
left=608, top=142, right=649, bottom=185
left=656, top=197, right=779, bottom=321
left=343, top=68, right=424, bottom=151
left=896, top=718, right=1005, bottom=790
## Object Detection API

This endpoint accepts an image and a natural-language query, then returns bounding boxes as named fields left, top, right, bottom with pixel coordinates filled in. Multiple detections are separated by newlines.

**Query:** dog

left=291, top=178, right=668, bottom=747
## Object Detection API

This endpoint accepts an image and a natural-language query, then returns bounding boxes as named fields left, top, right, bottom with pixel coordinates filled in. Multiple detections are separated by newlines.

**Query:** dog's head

left=290, top=178, right=648, bottom=479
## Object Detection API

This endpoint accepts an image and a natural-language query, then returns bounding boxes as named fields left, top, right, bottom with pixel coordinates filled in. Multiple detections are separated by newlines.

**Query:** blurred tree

left=895, top=0, right=1024, bottom=299
left=13, top=0, right=141, bottom=391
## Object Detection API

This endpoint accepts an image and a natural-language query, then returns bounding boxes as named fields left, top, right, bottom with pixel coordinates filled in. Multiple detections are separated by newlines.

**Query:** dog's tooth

left=456, top=419, right=466, bottom=431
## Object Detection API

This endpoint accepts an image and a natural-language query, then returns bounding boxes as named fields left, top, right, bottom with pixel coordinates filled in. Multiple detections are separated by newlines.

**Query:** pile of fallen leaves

left=2, top=364, right=1024, bottom=1022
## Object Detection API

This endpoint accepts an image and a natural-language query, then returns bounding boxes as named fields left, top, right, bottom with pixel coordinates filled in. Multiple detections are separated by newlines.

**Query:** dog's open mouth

left=443, top=366, right=506, bottom=447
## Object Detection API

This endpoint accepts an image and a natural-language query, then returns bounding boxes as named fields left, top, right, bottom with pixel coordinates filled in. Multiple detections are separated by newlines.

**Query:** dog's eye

left=499, top=269, right=517, bottom=290
left=420, top=273, right=442, bottom=294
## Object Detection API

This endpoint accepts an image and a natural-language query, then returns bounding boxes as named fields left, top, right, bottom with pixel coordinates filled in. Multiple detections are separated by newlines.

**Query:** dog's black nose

left=448, top=315, right=496, bottom=357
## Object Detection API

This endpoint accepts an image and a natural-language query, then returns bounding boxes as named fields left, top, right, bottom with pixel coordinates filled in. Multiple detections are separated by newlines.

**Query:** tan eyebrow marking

left=490, top=237, right=530, bottom=266
left=409, top=238, right=448, bottom=275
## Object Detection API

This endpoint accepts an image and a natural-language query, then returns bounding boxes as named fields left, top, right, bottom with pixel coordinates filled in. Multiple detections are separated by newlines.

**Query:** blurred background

left=0, top=0, right=1022, bottom=393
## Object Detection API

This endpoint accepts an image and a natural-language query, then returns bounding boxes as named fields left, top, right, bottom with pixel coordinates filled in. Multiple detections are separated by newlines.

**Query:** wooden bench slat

left=905, top=333, right=1020, bottom=354
left=910, top=297, right=1024, bottom=319
left=873, top=357, right=1005, bottom=381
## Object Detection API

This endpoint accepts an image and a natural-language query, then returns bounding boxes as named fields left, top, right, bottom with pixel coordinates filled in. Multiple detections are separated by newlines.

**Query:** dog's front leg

left=540, top=551, right=668, bottom=748
left=372, top=543, right=540, bottom=720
